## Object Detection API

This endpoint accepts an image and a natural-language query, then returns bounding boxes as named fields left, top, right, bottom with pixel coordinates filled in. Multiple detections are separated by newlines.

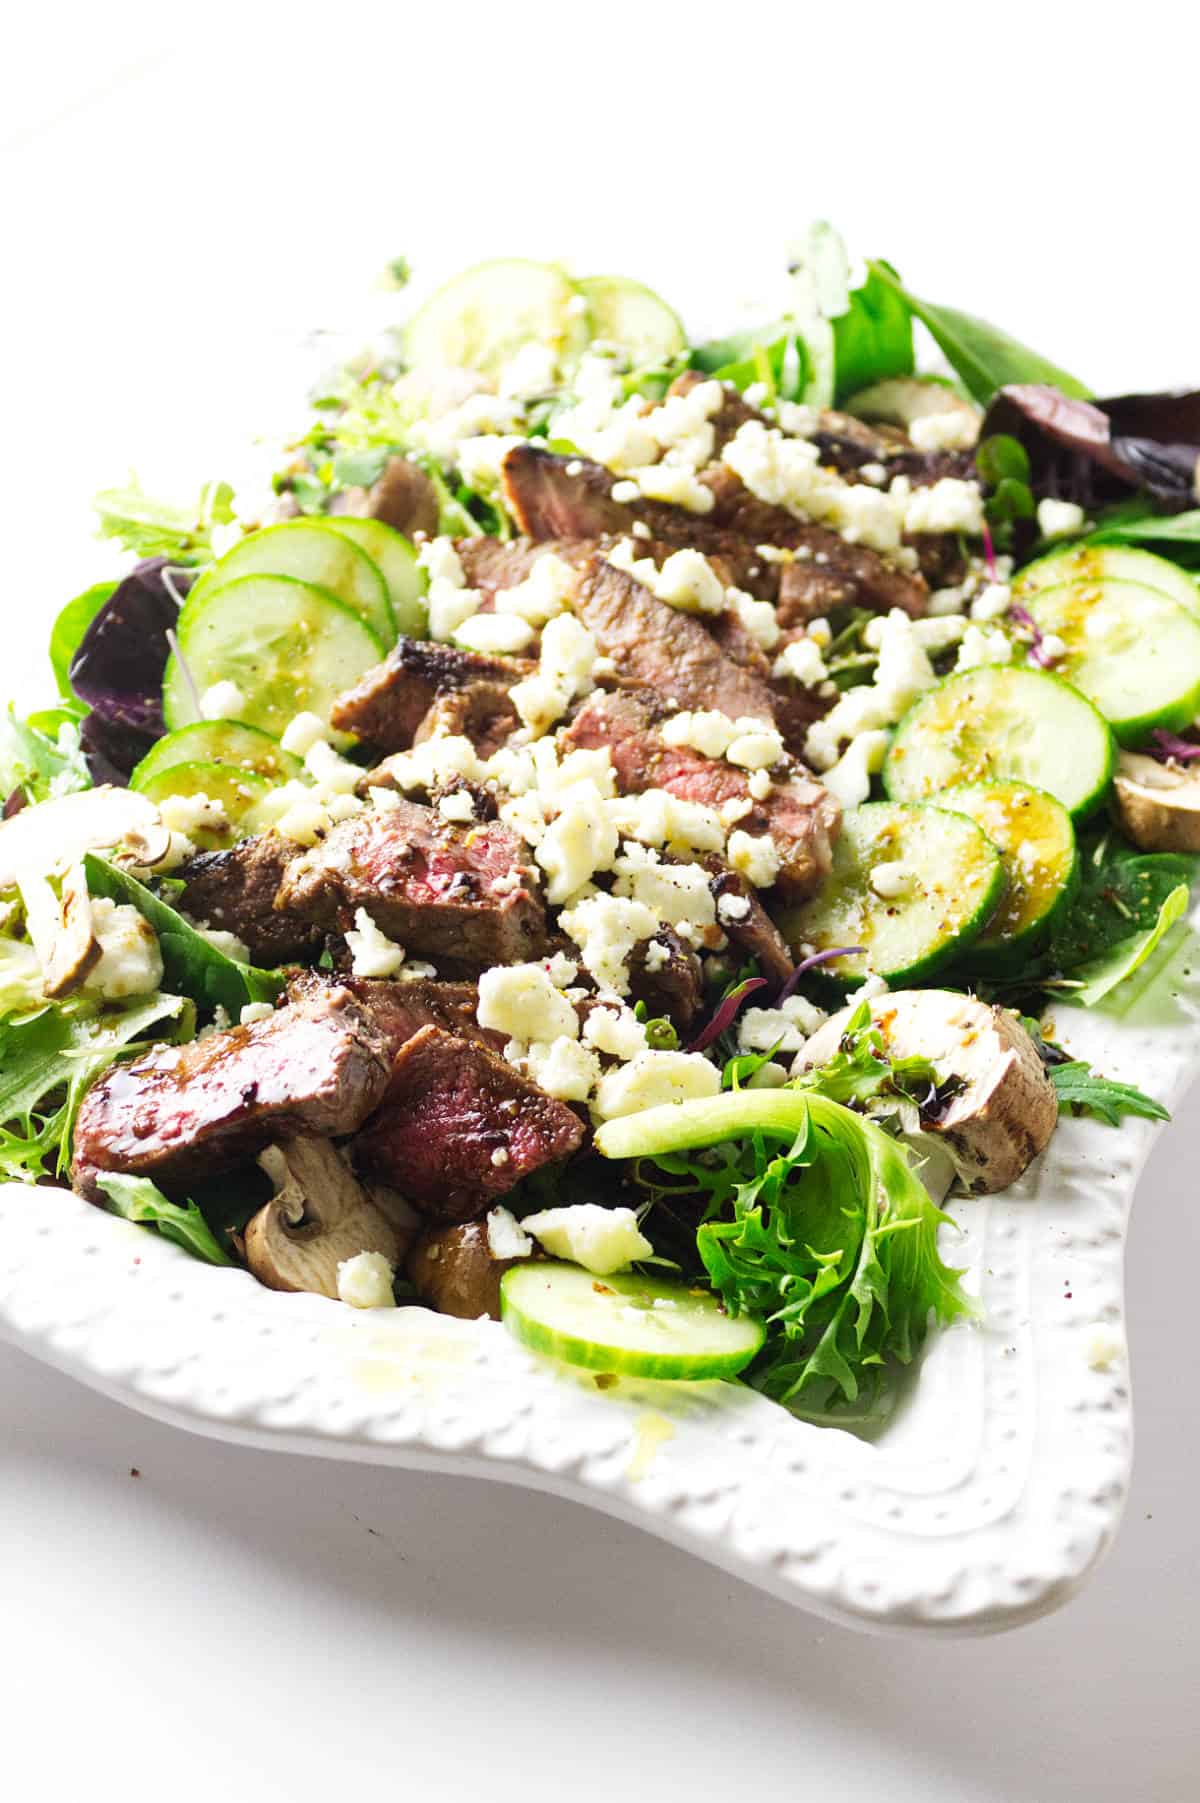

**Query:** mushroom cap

left=1113, top=752, right=1200, bottom=853
left=245, top=1137, right=417, bottom=1297
left=407, top=1218, right=517, bottom=1321
left=842, top=376, right=981, bottom=436
left=800, top=989, right=1057, bottom=1195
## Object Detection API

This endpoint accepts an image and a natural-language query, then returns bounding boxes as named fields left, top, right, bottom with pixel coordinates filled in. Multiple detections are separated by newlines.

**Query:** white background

left=2, top=9, right=1198, bottom=1798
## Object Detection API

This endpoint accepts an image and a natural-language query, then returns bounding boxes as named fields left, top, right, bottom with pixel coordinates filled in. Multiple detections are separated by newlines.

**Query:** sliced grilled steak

left=352, top=1025, right=584, bottom=1219
left=626, top=928, right=704, bottom=1029
left=72, top=979, right=393, bottom=1201
left=274, top=798, right=547, bottom=968
left=704, top=860, right=794, bottom=989
left=455, top=535, right=593, bottom=606
left=413, top=679, right=521, bottom=758
left=329, top=455, right=440, bottom=539
left=706, top=607, right=772, bottom=680
left=563, top=689, right=839, bottom=899
left=330, top=973, right=505, bottom=1054
left=573, top=557, right=776, bottom=722
left=503, top=445, right=928, bottom=617
left=407, top=1218, right=517, bottom=1320
left=176, top=833, right=316, bottom=967
left=330, top=636, right=531, bottom=751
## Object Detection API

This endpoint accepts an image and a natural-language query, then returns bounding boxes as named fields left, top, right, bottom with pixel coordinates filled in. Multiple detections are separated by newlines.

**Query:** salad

left=3, top=226, right=1196, bottom=1422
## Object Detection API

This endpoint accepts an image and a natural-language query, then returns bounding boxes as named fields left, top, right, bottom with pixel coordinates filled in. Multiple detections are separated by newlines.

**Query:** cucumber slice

left=780, top=800, right=1004, bottom=987
left=135, top=761, right=270, bottom=849
left=196, top=521, right=392, bottom=643
left=937, top=781, right=1078, bottom=968
left=321, top=517, right=427, bottom=638
left=163, top=575, right=384, bottom=738
left=884, top=666, right=1115, bottom=819
left=405, top=260, right=589, bottom=378
left=1021, top=579, right=1200, bottom=746
left=500, top=1262, right=764, bottom=1381
left=131, top=722, right=302, bottom=790
left=577, top=275, right=686, bottom=367
left=1015, top=543, right=1200, bottom=618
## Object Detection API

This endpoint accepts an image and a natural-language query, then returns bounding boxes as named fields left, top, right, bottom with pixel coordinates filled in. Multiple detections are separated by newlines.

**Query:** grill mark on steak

left=330, top=636, right=532, bottom=752
left=175, top=834, right=317, bottom=967
left=572, top=556, right=776, bottom=723
left=352, top=1024, right=584, bottom=1219
left=273, top=797, right=547, bottom=968
left=562, top=688, right=839, bottom=900
left=72, top=979, right=394, bottom=1201
left=702, top=859, right=795, bottom=990
left=412, top=679, right=521, bottom=758
left=626, top=928, right=704, bottom=1029
left=327, top=973, right=506, bottom=1055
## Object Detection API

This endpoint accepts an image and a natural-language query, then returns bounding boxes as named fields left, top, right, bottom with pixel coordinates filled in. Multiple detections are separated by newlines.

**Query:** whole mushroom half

left=799, top=990, right=1057, bottom=1195
left=843, top=376, right=982, bottom=444
left=1113, top=752, right=1200, bottom=852
left=245, top=1137, right=419, bottom=1298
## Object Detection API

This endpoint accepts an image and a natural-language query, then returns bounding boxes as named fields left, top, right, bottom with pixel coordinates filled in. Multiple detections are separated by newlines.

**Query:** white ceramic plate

left=1, top=905, right=1195, bottom=1636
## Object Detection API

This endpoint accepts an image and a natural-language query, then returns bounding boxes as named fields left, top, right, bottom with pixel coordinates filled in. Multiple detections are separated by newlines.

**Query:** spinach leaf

left=1069, top=882, right=1190, bottom=1006
left=95, top=1173, right=233, bottom=1267
left=1047, top=839, right=1196, bottom=980
left=867, top=262, right=1091, bottom=406
left=83, top=854, right=284, bottom=1017
left=1092, top=506, right=1200, bottom=547
left=831, top=261, right=915, bottom=401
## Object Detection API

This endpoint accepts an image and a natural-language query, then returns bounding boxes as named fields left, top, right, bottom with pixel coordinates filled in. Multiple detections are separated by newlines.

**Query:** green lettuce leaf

left=1068, top=882, right=1190, bottom=1006
left=95, top=1172, right=233, bottom=1266
left=0, top=708, right=91, bottom=806
left=595, top=1090, right=972, bottom=1415
left=866, top=263, right=1090, bottom=406
left=83, top=854, right=283, bottom=1018
left=93, top=476, right=234, bottom=562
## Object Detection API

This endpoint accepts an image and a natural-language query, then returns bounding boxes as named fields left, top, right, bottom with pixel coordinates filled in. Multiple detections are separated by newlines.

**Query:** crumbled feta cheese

left=650, top=548, right=726, bottom=615
left=305, top=739, right=362, bottom=796
left=726, top=725, right=785, bottom=770
left=478, top=962, right=579, bottom=1043
left=747, top=768, right=772, bottom=801
left=417, top=537, right=466, bottom=588
left=727, top=586, right=780, bottom=651
left=239, top=1002, right=276, bottom=1026
left=908, top=408, right=981, bottom=453
left=428, top=580, right=483, bottom=642
left=337, top=1251, right=396, bottom=1310
left=605, top=788, right=725, bottom=857
left=536, top=782, right=620, bottom=903
left=523, top=1035, right=603, bottom=1102
left=437, top=789, right=476, bottom=823
left=199, top=680, right=245, bottom=722
left=520, top=1204, right=653, bottom=1276
left=158, top=791, right=229, bottom=838
left=717, top=891, right=751, bottom=926
left=628, top=463, right=714, bottom=513
left=805, top=609, right=938, bottom=770
left=456, top=434, right=526, bottom=493
left=559, top=892, right=659, bottom=993
left=955, top=625, right=1014, bottom=672
left=497, top=341, right=559, bottom=398
left=869, top=860, right=914, bottom=900
left=486, top=1205, right=533, bottom=1260
left=494, top=551, right=578, bottom=626
left=380, top=735, right=486, bottom=793
left=345, top=908, right=406, bottom=978
left=727, top=830, right=781, bottom=888
left=1037, top=498, right=1087, bottom=540
left=281, top=711, right=331, bottom=756
left=582, top=1003, right=649, bottom=1062
left=592, top=1050, right=721, bottom=1121
left=85, top=898, right=163, bottom=999
left=901, top=477, right=985, bottom=538
left=821, top=729, right=889, bottom=808
left=1039, top=632, right=1068, bottom=664
left=773, top=637, right=829, bottom=685
left=188, top=921, right=251, bottom=962
left=455, top=611, right=536, bottom=656
left=661, top=708, right=739, bottom=760
left=613, top=843, right=716, bottom=930
left=969, top=582, right=1012, bottom=623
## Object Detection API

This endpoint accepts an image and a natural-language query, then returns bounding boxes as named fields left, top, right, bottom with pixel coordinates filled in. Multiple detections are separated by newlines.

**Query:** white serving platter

left=2, top=905, right=1196, bottom=1637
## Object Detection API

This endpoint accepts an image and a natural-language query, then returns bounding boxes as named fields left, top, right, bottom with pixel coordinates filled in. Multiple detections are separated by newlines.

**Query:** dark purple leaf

left=1149, top=728, right=1200, bottom=764
left=688, top=977, right=768, bottom=1054
left=777, top=945, right=866, bottom=1002
left=78, top=711, right=161, bottom=787
left=68, top=558, right=194, bottom=736
left=981, top=384, right=1200, bottom=512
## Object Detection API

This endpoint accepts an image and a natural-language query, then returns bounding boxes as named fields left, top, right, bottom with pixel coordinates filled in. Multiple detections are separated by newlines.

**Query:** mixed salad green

left=2, top=225, right=1195, bottom=1423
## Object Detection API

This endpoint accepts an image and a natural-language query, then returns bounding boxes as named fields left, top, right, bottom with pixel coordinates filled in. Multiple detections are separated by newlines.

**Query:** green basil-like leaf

left=1048, top=1061, right=1169, bottom=1126
left=866, top=262, right=1091, bottom=406
left=1069, top=883, right=1190, bottom=1006
left=96, top=1172, right=233, bottom=1266
left=83, top=854, right=284, bottom=1017
left=831, top=261, right=915, bottom=401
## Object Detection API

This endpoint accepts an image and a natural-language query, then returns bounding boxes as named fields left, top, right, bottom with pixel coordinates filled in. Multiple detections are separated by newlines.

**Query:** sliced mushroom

left=40, top=865, right=102, bottom=998
left=1113, top=751, right=1200, bottom=852
left=245, top=1137, right=418, bottom=1298
left=843, top=377, right=981, bottom=444
left=798, top=990, right=1057, bottom=1194
left=117, top=817, right=175, bottom=870
left=0, top=784, right=162, bottom=890
left=407, top=1218, right=523, bottom=1321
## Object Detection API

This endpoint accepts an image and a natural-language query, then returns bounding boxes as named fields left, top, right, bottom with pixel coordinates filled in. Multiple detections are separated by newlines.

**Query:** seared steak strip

left=72, top=979, right=394, bottom=1200
left=702, top=860, right=795, bottom=990
left=352, top=1024, right=584, bottom=1219
left=330, top=636, right=531, bottom=751
left=274, top=797, right=547, bottom=968
left=572, top=557, right=776, bottom=723
left=412, top=679, right=521, bottom=758
left=626, top=928, right=705, bottom=1030
left=330, top=455, right=440, bottom=539
left=562, top=688, right=839, bottom=900
left=175, top=833, right=317, bottom=968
